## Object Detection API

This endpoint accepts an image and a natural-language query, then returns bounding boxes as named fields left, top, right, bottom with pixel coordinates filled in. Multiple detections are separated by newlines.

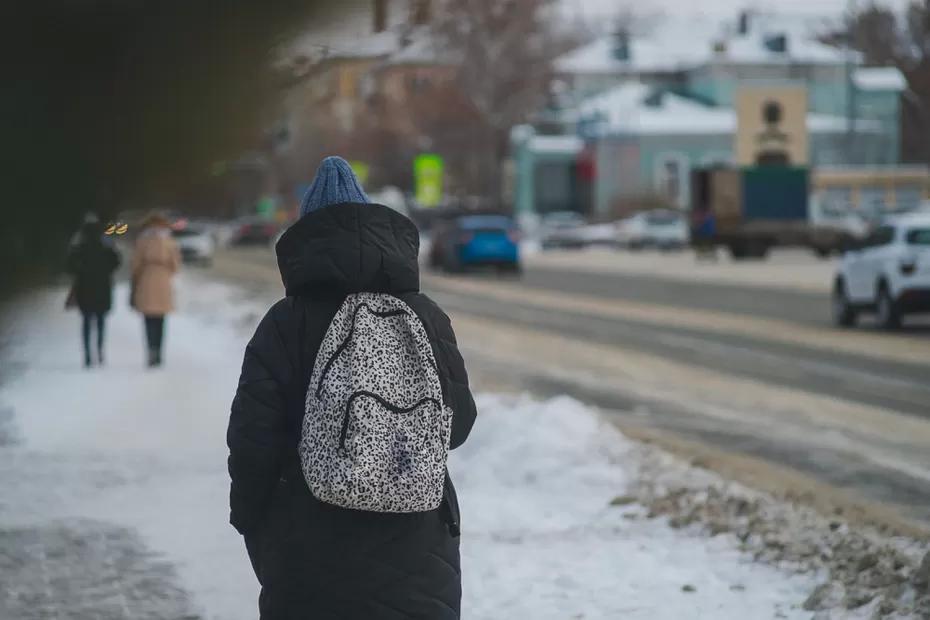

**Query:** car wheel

left=876, top=284, right=901, bottom=330
left=496, top=262, right=522, bottom=277
left=747, top=241, right=770, bottom=260
left=831, top=280, right=857, bottom=328
left=728, top=243, right=747, bottom=260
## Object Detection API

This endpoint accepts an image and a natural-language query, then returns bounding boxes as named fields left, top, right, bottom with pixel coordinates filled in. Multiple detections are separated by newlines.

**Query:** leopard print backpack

left=300, top=292, right=453, bottom=513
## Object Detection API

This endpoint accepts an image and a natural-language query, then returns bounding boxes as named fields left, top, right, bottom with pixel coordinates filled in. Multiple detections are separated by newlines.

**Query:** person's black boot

left=147, top=348, right=158, bottom=368
left=84, top=353, right=93, bottom=368
left=98, top=348, right=105, bottom=366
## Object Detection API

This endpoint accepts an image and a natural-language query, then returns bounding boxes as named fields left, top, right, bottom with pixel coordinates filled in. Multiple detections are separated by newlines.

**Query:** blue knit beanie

left=299, top=156, right=370, bottom=217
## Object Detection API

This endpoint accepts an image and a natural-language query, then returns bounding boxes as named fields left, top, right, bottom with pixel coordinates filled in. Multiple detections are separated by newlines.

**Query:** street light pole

left=902, top=88, right=930, bottom=164
left=845, top=0, right=858, bottom=160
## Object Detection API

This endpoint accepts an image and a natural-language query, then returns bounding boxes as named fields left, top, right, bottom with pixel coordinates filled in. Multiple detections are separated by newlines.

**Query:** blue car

left=429, top=214, right=521, bottom=274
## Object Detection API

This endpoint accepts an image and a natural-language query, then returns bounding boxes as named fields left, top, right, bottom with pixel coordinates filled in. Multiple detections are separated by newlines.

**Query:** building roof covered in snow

left=288, top=28, right=401, bottom=62
left=853, top=67, right=908, bottom=91
left=383, top=28, right=457, bottom=66
left=556, top=12, right=853, bottom=76
left=287, top=25, right=453, bottom=66
left=575, top=83, right=881, bottom=136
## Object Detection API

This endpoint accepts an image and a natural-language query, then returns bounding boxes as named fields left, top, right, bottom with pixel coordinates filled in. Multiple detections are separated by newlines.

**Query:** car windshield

left=645, top=212, right=682, bottom=226
left=906, top=228, right=930, bottom=245
left=458, top=216, right=513, bottom=231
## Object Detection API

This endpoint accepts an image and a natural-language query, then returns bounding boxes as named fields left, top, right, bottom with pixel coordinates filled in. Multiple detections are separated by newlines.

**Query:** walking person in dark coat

left=67, top=219, right=120, bottom=367
left=227, top=157, right=477, bottom=620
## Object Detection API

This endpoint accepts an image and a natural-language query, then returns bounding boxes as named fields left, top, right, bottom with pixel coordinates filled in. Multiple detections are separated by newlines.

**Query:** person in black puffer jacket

left=67, top=218, right=120, bottom=367
left=227, top=157, right=477, bottom=620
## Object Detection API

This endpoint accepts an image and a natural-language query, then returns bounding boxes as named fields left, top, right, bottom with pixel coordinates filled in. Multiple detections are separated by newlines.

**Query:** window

left=906, top=228, right=930, bottom=246
left=865, top=225, right=896, bottom=248
left=535, top=161, right=574, bottom=213
left=655, top=153, right=688, bottom=208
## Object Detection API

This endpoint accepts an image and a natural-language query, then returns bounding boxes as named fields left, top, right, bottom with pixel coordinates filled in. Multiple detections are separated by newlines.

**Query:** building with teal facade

left=512, top=11, right=909, bottom=220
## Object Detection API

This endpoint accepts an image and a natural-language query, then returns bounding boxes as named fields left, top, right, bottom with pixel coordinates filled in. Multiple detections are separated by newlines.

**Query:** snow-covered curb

left=452, top=393, right=817, bottom=619
left=609, top=426, right=930, bottom=619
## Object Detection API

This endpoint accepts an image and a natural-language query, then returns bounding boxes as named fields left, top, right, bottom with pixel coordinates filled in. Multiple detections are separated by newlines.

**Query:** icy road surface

left=0, top=274, right=817, bottom=619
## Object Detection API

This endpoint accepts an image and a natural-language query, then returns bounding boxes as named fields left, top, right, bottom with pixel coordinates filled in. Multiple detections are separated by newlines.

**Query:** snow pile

left=0, top=274, right=823, bottom=618
left=628, top=451, right=930, bottom=619
left=452, top=394, right=816, bottom=619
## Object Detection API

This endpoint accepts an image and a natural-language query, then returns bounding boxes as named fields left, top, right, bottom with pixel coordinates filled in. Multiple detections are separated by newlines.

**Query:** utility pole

left=845, top=0, right=858, bottom=161
left=374, top=0, right=388, bottom=33
left=903, top=89, right=930, bottom=165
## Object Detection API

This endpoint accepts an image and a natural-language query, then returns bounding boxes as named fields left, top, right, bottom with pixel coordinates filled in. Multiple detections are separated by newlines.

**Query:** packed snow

left=0, top=273, right=819, bottom=619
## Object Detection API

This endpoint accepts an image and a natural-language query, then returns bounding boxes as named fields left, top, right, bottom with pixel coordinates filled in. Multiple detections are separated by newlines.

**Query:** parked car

left=832, top=212, right=930, bottom=329
left=539, top=211, right=588, bottom=249
left=577, top=222, right=620, bottom=248
left=171, top=223, right=215, bottom=266
left=618, top=210, right=689, bottom=250
left=230, top=217, right=280, bottom=246
left=429, top=214, right=520, bottom=273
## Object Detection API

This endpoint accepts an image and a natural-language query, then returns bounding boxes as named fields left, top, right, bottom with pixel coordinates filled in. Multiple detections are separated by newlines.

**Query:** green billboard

left=414, top=153, right=444, bottom=208
left=350, top=160, right=370, bottom=186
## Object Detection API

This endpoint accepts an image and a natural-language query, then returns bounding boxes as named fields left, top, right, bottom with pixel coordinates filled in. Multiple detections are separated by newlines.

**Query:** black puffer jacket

left=67, top=238, right=120, bottom=314
left=228, top=203, right=477, bottom=620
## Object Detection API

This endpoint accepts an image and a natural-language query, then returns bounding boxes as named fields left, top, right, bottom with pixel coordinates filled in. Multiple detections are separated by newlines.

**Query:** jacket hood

left=275, top=202, right=420, bottom=297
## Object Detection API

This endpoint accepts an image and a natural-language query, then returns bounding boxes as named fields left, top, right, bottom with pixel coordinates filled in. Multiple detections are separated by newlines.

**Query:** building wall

left=640, top=134, right=733, bottom=203
left=687, top=62, right=850, bottom=117
left=378, top=64, right=456, bottom=104
left=809, top=131, right=893, bottom=166
left=593, top=129, right=895, bottom=214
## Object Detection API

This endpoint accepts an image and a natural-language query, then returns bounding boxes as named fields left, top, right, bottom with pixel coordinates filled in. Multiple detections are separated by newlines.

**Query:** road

left=213, top=247, right=930, bottom=531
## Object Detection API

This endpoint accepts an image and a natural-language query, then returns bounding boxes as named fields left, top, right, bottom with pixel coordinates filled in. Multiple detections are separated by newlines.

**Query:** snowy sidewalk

left=0, top=273, right=818, bottom=619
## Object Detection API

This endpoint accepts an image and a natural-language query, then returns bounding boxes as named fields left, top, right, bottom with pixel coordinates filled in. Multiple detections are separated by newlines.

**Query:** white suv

left=832, top=213, right=930, bottom=329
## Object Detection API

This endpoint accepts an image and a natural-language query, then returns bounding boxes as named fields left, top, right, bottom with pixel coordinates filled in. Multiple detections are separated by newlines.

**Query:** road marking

left=450, top=312, right=930, bottom=482
left=423, top=274, right=930, bottom=366
left=653, top=331, right=930, bottom=399
left=524, top=248, right=833, bottom=293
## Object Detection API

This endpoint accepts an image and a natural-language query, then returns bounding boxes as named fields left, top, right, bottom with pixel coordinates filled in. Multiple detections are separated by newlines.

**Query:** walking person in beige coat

left=131, top=213, right=180, bottom=367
